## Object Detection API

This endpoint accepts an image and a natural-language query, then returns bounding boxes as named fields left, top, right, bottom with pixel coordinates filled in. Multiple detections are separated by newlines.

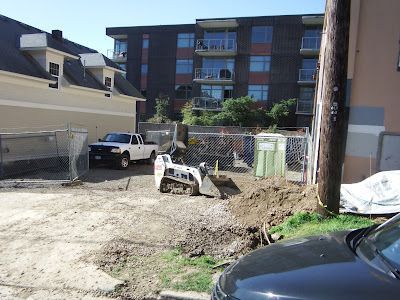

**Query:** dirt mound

left=178, top=224, right=260, bottom=258
left=229, top=177, right=317, bottom=228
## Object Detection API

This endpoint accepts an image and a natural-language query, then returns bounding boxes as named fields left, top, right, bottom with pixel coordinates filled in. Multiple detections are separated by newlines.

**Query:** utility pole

left=317, top=0, right=351, bottom=216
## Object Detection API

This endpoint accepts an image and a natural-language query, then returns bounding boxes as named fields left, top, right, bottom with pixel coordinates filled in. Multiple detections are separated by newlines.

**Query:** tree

left=266, top=98, right=296, bottom=127
left=181, top=102, right=218, bottom=126
left=215, top=96, right=256, bottom=126
left=181, top=102, right=198, bottom=125
left=147, top=96, right=171, bottom=123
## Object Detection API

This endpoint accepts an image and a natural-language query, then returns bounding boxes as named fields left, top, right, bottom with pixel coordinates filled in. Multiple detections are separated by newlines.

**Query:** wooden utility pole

left=317, top=0, right=351, bottom=216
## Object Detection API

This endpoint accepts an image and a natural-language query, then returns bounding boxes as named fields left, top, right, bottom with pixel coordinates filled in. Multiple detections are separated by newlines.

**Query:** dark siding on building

left=107, top=15, right=322, bottom=125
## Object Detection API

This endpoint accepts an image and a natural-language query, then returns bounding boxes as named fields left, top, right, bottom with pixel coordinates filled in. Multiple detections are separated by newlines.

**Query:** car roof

left=107, top=132, right=136, bottom=135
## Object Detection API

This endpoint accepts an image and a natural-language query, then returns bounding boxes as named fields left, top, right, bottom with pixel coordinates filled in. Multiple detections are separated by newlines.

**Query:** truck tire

left=116, top=153, right=130, bottom=170
left=147, top=151, right=156, bottom=165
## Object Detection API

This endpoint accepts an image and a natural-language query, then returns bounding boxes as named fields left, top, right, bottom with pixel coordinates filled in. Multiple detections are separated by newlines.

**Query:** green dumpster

left=254, top=133, right=286, bottom=177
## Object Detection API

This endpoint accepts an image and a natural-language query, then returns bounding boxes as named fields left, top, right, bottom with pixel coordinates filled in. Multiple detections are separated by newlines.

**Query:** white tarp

left=340, top=171, right=400, bottom=215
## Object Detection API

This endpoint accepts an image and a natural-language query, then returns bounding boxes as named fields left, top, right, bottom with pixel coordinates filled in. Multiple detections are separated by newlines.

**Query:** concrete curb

left=159, top=290, right=209, bottom=300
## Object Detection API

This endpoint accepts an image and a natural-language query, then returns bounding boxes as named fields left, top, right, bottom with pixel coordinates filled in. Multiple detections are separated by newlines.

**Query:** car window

left=131, top=136, right=139, bottom=145
left=103, top=134, right=131, bottom=143
left=368, top=223, right=400, bottom=268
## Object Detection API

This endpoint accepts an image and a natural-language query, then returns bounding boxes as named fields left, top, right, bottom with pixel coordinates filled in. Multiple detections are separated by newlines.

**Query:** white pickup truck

left=89, top=132, right=158, bottom=169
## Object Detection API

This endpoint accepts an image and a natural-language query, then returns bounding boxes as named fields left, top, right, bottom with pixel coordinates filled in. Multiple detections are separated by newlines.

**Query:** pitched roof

left=114, top=73, right=144, bottom=98
left=0, top=16, right=54, bottom=80
left=63, top=60, right=109, bottom=91
left=0, top=14, right=144, bottom=99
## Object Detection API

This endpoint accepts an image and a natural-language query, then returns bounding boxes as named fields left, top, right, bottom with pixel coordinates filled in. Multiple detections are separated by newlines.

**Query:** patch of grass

left=159, top=248, right=220, bottom=293
left=269, top=212, right=375, bottom=239
left=173, top=271, right=212, bottom=292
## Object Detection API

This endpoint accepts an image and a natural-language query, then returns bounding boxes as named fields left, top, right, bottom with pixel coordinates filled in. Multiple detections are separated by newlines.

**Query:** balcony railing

left=195, top=39, right=237, bottom=54
left=301, top=37, right=321, bottom=50
left=194, top=68, right=235, bottom=83
left=296, top=99, right=314, bottom=114
left=107, top=49, right=127, bottom=61
left=192, top=97, right=223, bottom=111
left=298, top=69, right=316, bottom=83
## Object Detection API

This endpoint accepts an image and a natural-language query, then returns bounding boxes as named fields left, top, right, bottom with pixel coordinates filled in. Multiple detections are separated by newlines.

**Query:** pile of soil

left=229, top=177, right=318, bottom=228
left=178, top=224, right=260, bottom=258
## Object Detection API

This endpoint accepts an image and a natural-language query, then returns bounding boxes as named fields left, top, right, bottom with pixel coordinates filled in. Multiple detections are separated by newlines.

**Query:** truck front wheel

left=147, top=151, right=156, bottom=165
left=116, top=154, right=130, bottom=170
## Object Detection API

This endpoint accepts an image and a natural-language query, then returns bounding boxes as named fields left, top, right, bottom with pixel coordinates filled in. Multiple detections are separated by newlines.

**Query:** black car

left=212, top=214, right=400, bottom=300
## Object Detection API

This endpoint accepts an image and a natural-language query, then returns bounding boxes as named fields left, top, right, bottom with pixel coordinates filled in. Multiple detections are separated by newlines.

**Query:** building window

left=115, top=40, right=127, bottom=55
left=304, top=29, right=321, bottom=37
left=302, top=58, right=318, bottom=69
left=251, top=26, right=273, bottom=43
left=176, top=59, right=193, bottom=74
left=142, top=38, right=149, bottom=49
left=250, top=56, right=271, bottom=72
left=299, top=87, right=314, bottom=101
left=141, top=64, right=148, bottom=74
left=248, top=84, right=269, bottom=101
left=202, top=58, right=234, bottom=70
left=141, top=89, right=147, bottom=98
left=177, top=33, right=195, bottom=48
left=104, top=77, right=112, bottom=89
left=48, top=62, right=60, bottom=89
left=201, top=85, right=233, bottom=99
left=104, top=76, right=112, bottom=98
left=175, top=85, right=192, bottom=99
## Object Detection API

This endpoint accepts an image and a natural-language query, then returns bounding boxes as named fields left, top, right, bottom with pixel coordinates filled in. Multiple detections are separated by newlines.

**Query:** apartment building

left=106, top=14, right=323, bottom=126
left=0, top=15, right=144, bottom=142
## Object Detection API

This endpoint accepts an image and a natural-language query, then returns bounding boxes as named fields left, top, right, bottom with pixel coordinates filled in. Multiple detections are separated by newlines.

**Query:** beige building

left=0, top=16, right=144, bottom=143
left=313, top=0, right=400, bottom=183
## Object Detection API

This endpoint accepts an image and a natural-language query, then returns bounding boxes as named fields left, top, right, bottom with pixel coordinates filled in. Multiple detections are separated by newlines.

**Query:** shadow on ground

left=82, top=162, right=154, bottom=184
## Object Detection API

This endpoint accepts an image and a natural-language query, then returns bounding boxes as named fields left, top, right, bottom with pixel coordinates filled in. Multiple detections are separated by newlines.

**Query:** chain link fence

left=184, top=132, right=310, bottom=183
left=138, top=122, right=311, bottom=184
left=0, top=124, right=88, bottom=184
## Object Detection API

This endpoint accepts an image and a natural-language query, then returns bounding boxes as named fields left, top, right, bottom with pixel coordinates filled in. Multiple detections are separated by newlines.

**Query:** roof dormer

left=79, top=53, right=126, bottom=96
left=20, top=30, right=79, bottom=89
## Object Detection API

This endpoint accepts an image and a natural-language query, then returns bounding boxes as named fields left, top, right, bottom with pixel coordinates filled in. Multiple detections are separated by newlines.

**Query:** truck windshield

left=103, top=134, right=131, bottom=144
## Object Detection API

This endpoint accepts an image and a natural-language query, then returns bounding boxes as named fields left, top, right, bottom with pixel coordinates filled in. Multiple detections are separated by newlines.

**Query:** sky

left=0, top=0, right=325, bottom=55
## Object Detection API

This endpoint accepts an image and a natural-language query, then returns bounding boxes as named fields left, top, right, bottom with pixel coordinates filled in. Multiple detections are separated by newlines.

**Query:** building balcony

left=192, top=97, right=223, bottom=111
left=193, top=68, right=235, bottom=84
left=196, top=19, right=239, bottom=29
left=298, top=69, right=316, bottom=85
left=195, top=39, right=237, bottom=56
left=296, top=99, right=314, bottom=115
left=107, top=49, right=127, bottom=62
left=300, top=37, right=321, bottom=55
left=302, top=15, right=324, bottom=25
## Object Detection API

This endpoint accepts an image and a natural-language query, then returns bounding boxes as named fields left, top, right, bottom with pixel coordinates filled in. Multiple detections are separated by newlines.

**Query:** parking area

left=0, top=163, right=235, bottom=299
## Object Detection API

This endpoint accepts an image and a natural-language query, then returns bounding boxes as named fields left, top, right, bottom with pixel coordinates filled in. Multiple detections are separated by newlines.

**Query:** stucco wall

left=0, top=105, right=134, bottom=143
left=0, top=73, right=136, bottom=143
left=343, top=0, right=400, bottom=182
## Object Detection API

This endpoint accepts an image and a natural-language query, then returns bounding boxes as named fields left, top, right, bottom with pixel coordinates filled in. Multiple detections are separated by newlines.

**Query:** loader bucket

left=199, top=175, right=241, bottom=199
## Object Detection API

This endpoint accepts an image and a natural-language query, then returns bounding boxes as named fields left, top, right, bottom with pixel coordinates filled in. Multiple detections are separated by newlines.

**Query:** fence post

left=301, top=134, right=308, bottom=184
left=68, top=123, right=73, bottom=182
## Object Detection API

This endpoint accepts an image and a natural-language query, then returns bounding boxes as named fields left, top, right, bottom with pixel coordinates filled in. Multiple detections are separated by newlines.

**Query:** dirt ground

left=229, top=176, right=318, bottom=228
left=0, top=163, right=317, bottom=299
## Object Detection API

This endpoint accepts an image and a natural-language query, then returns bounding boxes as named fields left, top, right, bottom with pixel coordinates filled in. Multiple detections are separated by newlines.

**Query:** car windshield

left=358, top=214, right=400, bottom=276
left=103, top=134, right=131, bottom=144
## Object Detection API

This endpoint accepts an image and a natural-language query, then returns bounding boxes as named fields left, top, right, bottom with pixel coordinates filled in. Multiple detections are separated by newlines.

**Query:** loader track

left=159, top=176, right=199, bottom=196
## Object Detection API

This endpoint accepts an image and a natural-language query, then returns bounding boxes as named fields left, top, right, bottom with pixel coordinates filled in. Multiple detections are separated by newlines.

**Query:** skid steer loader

left=154, top=154, right=241, bottom=199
